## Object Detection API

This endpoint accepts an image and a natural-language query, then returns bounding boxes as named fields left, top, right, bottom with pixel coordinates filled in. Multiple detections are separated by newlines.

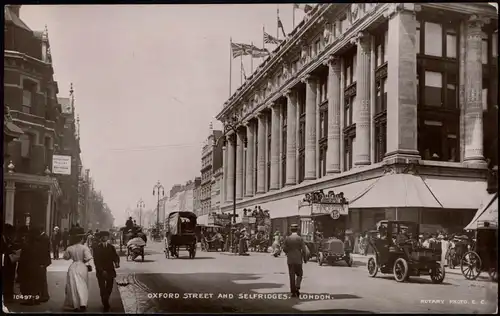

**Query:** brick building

left=197, top=123, right=223, bottom=225
left=216, top=3, right=498, bottom=235
left=4, top=5, right=64, bottom=232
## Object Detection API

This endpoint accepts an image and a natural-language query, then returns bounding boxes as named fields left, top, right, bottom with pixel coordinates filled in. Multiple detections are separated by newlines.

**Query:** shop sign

left=52, top=155, right=72, bottom=175
left=17, top=183, right=47, bottom=191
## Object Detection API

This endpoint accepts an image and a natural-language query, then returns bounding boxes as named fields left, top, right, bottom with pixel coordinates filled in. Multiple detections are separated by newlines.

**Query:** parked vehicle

left=461, top=193, right=498, bottom=282
left=367, top=220, right=445, bottom=283
left=165, top=211, right=197, bottom=259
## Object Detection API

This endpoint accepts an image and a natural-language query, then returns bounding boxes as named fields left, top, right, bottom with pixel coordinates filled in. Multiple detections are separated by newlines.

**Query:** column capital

left=383, top=3, right=421, bottom=20
left=284, top=88, right=295, bottom=97
left=301, top=74, right=317, bottom=84
left=349, top=31, right=371, bottom=47
left=265, top=102, right=275, bottom=109
left=467, top=14, right=490, bottom=33
left=323, top=55, right=341, bottom=71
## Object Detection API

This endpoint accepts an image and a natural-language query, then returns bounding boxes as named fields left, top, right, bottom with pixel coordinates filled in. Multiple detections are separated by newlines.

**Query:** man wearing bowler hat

left=93, top=231, right=120, bottom=312
left=283, top=224, right=308, bottom=297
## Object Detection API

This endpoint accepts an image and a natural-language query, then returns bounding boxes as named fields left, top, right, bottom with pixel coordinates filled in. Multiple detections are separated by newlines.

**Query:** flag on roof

left=264, top=31, right=283, bottom=45
left=249, top=46, right=269, bottom=58
left=231, top=42, right=253, bottom=58
left=294, top=4, right=314, bottom=13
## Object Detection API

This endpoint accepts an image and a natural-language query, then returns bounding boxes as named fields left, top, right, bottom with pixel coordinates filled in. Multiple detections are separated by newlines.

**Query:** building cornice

left=423, top=3, right=498, bottom=19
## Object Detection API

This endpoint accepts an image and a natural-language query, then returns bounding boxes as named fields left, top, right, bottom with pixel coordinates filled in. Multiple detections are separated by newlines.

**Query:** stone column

left=278, top=106, right=284, bottom=188
left=352, top=32, right=371, bottom=166
left=316, top=83, right=321, bottom=178
left=270, top=103, right=280, bottom=190
left=46, top=190, right=53, bottom=234
left=256, top=114, right=266, bottom=194
left=4, top=180, right=16, bottom=225
left=245, top=121, right=255, bottom=197
left=302, top=74, right=317, bottom=180
left=295, top=94, right=301, bottom=183
left=226, top=133, right=235, bottom=201
left=384, top=3, right=421, bottom=161
left=369, top=35, right=376, bottom=163
left=285, top=89, right=297, bottom=185
left=325, top=55, right=342, bottom=173
left=222, top=144, right=227, bottom=202
left=236, top=130, right=245, bottom=200
left=464, top=14, right=489, bottom=166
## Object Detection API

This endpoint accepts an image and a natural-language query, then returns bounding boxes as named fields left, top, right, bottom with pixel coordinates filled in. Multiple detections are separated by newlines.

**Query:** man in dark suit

left=51, top=226, right=62, bottom=259
left=283, top=224, right=308, bottom=297
left=93, top=231, right=120, bottom=312
left=34, top=226, right=51, bottom=303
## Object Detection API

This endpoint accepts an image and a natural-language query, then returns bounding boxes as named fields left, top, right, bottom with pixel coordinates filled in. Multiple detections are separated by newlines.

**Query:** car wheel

left=430, top=263, right=446, bottom=284
left=318, top=252, right=324, bottom=266
left=368, top=257, right=378, bottom=277
left=393, top=258, right=409, bottom=282
left=345, top=254, right=353, bottom=267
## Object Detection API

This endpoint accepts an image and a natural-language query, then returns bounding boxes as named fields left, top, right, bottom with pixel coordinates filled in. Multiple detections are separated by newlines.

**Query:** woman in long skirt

left=63, top=235, right=93, bottom=312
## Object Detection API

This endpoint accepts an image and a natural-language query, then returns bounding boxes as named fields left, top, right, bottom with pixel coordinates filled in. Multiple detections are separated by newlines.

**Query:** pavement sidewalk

left=5, top=259, right=124, bottom=313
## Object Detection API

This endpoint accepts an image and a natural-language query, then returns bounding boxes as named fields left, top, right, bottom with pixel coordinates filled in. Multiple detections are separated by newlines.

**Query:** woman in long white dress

left=63, top=235, right=93, bottom=312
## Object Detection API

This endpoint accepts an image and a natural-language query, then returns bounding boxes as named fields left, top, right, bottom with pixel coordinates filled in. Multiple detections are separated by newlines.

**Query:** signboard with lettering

left=52, top=155, right=72, bottom=175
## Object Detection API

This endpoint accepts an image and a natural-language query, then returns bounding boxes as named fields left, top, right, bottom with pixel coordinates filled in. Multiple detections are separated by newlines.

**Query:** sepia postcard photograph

left=2, top=2, right=498, bottom=314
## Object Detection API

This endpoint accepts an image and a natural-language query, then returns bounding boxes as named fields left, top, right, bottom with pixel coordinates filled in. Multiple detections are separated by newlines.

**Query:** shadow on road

left=376, top=275, right=455, bottom=286
left=136, top=272, right=364, bottom=313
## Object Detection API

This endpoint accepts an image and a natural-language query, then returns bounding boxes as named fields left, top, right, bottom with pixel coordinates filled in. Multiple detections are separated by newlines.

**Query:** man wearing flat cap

left=283, top=224, right=308, bottom=297
left=93, top=231, right=120, bottom=312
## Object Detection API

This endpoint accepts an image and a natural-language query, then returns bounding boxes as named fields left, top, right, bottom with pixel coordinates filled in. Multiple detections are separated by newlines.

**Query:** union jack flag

left=264, top=31, right=283, bottom=45
left=231, top=42, right=253, bottom=58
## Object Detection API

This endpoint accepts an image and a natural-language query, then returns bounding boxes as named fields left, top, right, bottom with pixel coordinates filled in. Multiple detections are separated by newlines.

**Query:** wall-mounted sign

left=52, top=155, right=72, bottom=175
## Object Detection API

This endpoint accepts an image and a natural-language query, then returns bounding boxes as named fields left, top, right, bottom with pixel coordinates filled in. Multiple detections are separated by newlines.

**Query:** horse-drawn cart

left=165, top=211, right=197, bottom=259
left=461, top=193, right=498, bottom=282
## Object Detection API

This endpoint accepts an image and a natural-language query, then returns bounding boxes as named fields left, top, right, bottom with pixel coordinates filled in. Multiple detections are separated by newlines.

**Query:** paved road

left=118, top=242, right=498, bottom=314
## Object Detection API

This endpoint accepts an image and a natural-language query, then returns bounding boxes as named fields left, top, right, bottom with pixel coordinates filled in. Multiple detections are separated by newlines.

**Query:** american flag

left=264, top=31, right=282, bottom=45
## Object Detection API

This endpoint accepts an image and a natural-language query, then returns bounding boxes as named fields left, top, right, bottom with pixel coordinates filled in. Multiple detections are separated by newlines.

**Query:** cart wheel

left=461, top=251, right=482, bottom=280
left=367, top=257, right=378, bottom=277
left=393, top=258, right=409, bottom=282
left=345, top=254, right=353, bottom=267
left=488, top=268, right=498, bottom=282
left=430, top=263, right=446, bottom=284
left=318, top=252, right=324, bottom=266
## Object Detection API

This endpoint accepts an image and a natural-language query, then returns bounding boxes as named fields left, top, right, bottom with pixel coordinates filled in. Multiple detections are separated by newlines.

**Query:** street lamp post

left=137, top=199, right=145, bottom=227
left=152, top=181, right=165, bottom=232
left=219, top=114, right=241, bottom=253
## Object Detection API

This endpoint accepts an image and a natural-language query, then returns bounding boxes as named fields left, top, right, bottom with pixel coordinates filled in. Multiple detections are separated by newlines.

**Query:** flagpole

left=229, top=37, right=232, bottom=97
left=251, top=41, right=254, bottom=74
left=240, top=54, right=243, bottom=85
left=262, top=25, right=265, bottom=64
left=276, top=6, right=279, bottom=40
left=292, top=5, right=296, bottom=29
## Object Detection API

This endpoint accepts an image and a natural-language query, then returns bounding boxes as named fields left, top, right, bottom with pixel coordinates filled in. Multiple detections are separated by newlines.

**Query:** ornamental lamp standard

left=217, top=113, right=241, bottom=253
left=137, top=198, right=145, bottom=227
left=152, top=181, right=165, bottom=231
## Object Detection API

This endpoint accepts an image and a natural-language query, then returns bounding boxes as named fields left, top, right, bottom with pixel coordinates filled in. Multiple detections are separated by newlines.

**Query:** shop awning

left=349, top=174, right=442, bottom=209
left=421, top=175, right=488, bottom=209
left=465, top=193, right=498, bottom=230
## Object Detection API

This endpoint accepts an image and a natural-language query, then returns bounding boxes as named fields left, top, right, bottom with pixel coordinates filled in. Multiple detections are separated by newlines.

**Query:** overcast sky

left=21, top=4, right=306, bottom=226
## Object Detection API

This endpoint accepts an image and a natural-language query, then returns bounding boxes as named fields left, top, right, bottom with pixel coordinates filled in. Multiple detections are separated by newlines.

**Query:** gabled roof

left=4, top=6, right=32, bottom=32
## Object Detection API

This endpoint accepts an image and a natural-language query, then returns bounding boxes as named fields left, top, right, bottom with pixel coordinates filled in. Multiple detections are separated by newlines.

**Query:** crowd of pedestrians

left=1, top=222, right=120, bottom=313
